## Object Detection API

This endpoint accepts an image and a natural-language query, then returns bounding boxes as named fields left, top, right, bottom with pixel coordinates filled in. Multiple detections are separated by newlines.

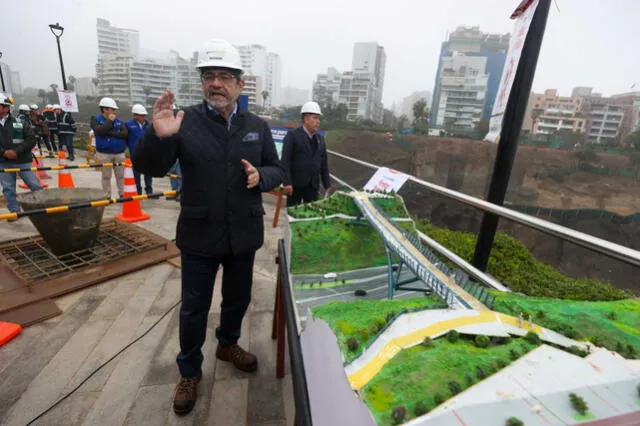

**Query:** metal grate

left=0, top=221, right=166, bottom=283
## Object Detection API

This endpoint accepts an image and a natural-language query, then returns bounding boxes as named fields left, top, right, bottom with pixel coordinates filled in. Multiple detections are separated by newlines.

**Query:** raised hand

left=153, top=89, right=184, bottom=138
left=241, top=159, right=260, bottom=189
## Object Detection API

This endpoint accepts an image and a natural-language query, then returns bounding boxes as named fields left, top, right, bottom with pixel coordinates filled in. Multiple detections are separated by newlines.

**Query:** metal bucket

left=17, top=188, right=109, bottom=256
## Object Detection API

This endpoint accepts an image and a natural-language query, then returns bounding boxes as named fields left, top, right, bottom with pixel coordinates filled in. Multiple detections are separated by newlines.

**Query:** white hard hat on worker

left=301, top=101, right=322, bottom=135
left=196, top=39, right=245, bottom=110
left=99, top=97, right=118, bottom=109
left=18, top=104, right=30, bottom=112
left=301, top=101, right=322, bottom=116
left=132, top=104, right=147, bottom=115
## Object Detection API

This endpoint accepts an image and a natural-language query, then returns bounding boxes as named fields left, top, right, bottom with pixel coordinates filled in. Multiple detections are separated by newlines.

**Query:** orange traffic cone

left=115, top=159, right=150, bottom=223
left=19, top=159, right=48, bottom=189
left=58, top=151, right=75, bottom=188
left=0, top=321, right=22, bottom=346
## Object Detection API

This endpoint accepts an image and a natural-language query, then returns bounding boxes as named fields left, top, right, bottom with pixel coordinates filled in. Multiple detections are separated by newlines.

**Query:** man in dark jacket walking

left=0, top=95, right=42, bottom=220
left=281, top=101, right=331, bottom=206
left=90, top=97, right=128, bottom=197
left=132, top=38, right=285, bottom=416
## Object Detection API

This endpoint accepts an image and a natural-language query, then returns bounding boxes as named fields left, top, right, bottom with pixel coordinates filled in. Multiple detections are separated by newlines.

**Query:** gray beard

left=205, top=97, right=230, bottom=109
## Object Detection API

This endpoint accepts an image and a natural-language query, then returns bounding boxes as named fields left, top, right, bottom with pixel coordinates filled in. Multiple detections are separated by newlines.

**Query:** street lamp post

left=49, top=22, right=68, bottom=90
left=0, top=52, right=6, bottom=92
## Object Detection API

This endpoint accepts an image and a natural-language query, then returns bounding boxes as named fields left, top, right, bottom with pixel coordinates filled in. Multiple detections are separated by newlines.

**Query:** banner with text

left=363, top=167, right=409, bottom=193
left=485, top=0, right=540, bottom=143
left=57, top=90, right=79, bottom=112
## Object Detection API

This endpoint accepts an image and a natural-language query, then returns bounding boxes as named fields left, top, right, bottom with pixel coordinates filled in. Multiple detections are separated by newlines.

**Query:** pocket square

left=242, top=132, right=259, bottom=142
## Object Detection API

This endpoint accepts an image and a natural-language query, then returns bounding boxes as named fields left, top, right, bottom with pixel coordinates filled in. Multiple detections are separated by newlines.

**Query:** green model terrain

left=312, top=297, right=447, bottom=362
left=362, top=338, right=539, bottom=426
left=492, top=293, right=640, bottom=358
left=290, top=193, right=416, bottom=275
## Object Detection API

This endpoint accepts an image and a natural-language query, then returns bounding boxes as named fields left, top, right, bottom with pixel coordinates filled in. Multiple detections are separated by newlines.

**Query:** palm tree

left=37, top=89, right=47, bottom=104
left=261, top=90, right=270, bottom=108
left=67, top=75, right=77, bottom=91
left=48, top=84, right=59, bottom=104
left=412, top=100, right=429, bottom=134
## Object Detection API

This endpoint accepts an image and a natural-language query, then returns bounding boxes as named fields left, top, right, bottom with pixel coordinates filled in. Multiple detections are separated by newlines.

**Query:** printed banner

left=363, top=167, right=409, bottom=193
left=485, top=0, right=540, bottom=143
left=57, top=90, right=79, bottom=112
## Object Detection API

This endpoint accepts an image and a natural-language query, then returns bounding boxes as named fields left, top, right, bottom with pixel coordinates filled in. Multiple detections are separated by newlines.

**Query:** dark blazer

left=132, top=101, right=285, bottom=256
left=281, top=126, right=330, bottom=189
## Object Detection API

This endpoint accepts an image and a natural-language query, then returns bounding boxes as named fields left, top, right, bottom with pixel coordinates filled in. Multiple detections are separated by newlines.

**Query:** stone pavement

left=0, top=157, right=294, bottom=425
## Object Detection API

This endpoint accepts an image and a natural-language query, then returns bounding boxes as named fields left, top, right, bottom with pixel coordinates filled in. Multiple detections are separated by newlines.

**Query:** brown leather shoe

left=173, top=374, right=201, bottom=415
left=216, top=344, right=258, bottom=372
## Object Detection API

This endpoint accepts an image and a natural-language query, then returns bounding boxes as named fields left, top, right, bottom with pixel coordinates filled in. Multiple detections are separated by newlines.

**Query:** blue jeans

left=169, top=160, right=181, bottom=192
left=0, top=161, right=44, bottom=212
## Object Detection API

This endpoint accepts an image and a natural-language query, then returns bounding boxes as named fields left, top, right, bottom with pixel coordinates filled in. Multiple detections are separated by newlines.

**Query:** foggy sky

left=4, top=0, right=640, bottom=106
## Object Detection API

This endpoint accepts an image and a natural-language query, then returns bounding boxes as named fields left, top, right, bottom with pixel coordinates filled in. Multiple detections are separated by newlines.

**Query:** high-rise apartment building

left=265, top=53, right=282, bottom=107
left=583, top=95, right=635, bottom=144
left=337, top=42, right=386, bottom=123
left=0, top=62, right=20, bottom=95
left=75, top=77, right=97, bottom=98
left=431, top=26, right=509, bottom=130
left=235, top=44, right=281, bottom=107
left=312, top=67, right=342, bottom=108
left=523, top=89, right=586, bottom=134
left=612, top=92, right=640, bottom=132
left=242, top=75, right=264, bottom=108
left=96, top=18, right=139, bottom=58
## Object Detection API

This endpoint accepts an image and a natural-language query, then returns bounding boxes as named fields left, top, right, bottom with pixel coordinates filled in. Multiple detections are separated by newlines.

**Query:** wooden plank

left=0, top=264, right=23, bottom=293
left=166, top=256, right=181, bottom=268
left=0, top=243, right=180, bottom=314
left=124, top=384, right=174, bottom=425
left=0, top=299, right=61, bottom=326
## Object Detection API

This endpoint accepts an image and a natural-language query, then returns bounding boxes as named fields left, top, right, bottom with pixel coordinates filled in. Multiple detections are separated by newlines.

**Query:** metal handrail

left=328, top=149, right=640, bottom=269
left=329, top=172, right=509, bottom=292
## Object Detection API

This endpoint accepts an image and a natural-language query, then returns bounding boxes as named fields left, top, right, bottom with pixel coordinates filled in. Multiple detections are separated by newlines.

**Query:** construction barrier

left=0, top=161, right=124, bottom=174
left=0, top=190, right=178, bottom=222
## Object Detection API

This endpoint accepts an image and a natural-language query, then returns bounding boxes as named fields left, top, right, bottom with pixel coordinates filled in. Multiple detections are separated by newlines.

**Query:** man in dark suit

left=132, top=38, right=285, bottom=416
left=281, top=101, right=331, bottom=206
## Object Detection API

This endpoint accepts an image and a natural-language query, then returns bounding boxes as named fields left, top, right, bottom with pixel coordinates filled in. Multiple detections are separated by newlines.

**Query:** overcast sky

left=4, top=0, right=639, bottom=107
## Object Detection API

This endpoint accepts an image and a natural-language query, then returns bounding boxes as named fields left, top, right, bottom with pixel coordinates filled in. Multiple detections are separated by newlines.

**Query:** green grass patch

left=288, top=192, right=360, bottom=218
left=290, top=218, right=388, bottom=274
left=492, top=292, right=640, bottom=358
left=415, top=219, right=632, bottom=301
left=362, top=338, right=537, bottom=425
left=371, top=195, right=409, bottom=218
left=312, top=297, right=446, bottom=362
left=571, top=412, right=596, bottom=422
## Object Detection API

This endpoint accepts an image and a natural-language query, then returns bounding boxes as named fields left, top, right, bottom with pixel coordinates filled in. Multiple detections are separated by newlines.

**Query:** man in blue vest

left=125, top=104, right=152, bottom=195
left=57, top=105, right=77, bottom=161
left=90, top=97, right=128, bottom=197
left=0, top=94, right=42, bottom=221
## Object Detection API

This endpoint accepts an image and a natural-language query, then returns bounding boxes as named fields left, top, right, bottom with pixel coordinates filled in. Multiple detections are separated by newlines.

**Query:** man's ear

left=238, top=79, right=246, bottom=90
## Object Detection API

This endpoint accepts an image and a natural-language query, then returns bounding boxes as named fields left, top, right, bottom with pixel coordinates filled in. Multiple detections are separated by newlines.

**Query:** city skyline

left=4, top=0, right=640, bottom=108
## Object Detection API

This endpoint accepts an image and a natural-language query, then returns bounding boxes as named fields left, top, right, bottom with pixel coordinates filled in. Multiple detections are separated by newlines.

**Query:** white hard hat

left=132, top=104, right=147, bottom=115
left=0, top=94, right=14, bottom=107
left=30, top=104, right=39, bottom=110
left=301, top=101, right=322, bottom=116
left=196, top=39, right=243, bottom=73
left=45, top=104, right=52, bottom=109
left=98, top=97, right=118, bottom=109
left=52, top=104, right=61, bottom=109
left=19, top=104, right=30, bottom=112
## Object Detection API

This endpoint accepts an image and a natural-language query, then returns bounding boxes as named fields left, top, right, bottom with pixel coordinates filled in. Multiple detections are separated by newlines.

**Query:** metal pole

left=55, top=37, right=68, bottom=90
left=0, top=52, right=5, bottom=92
left=472, top=0, right=552, bottom=271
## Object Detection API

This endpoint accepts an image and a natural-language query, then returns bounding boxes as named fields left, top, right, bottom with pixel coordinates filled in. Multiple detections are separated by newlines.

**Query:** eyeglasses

left=200, top=71, right=237, bottom=83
